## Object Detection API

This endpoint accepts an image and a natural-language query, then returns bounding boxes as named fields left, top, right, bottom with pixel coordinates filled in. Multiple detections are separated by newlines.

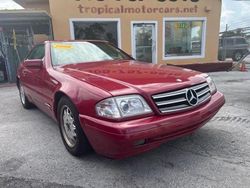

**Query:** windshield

left=51, top=41, right=132, bottom=66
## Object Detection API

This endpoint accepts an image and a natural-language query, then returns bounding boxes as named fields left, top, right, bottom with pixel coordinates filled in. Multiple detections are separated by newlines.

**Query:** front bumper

left=80, top=92, right=225, bottom=159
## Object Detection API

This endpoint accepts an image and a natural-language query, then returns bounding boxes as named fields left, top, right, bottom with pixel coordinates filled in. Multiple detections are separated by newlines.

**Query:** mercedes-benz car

left=16, top=41, right=225, bottom=159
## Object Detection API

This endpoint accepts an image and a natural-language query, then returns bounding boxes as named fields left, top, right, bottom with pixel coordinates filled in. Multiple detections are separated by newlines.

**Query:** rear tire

left=19, top=83, right=34, bottom=109
left=233, top=51, right=243, bottom=61
left=58, top=96, right=91, bottom=156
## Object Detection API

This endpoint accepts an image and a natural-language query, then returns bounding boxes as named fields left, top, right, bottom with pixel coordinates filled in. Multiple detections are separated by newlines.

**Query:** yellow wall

left=19, top=2, right=50, bottom=13
left=48, top=0, right=222, bottom=65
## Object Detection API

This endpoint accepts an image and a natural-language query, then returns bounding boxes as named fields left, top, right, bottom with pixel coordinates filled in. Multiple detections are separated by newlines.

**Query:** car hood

left=55, top=60, right=207, bottom=96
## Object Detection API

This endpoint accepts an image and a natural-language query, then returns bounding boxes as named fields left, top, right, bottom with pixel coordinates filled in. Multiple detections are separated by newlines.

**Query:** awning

left=0, top=10, right=50, bottom=22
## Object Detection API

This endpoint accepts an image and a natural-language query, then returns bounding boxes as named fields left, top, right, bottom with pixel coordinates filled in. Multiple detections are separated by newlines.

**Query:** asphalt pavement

left=0, top=71, right=250, bottom=188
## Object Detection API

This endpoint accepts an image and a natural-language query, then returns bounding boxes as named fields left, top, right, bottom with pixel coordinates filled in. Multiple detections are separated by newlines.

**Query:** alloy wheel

left=61, top=105, right=77, bottom=148
left=235, top=52, right=242, bottom=61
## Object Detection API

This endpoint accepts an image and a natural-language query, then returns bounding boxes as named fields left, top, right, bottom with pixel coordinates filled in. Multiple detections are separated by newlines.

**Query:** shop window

left=73, top=20, right=119, bottom=47
left=164, top=18, right=206, bottom=59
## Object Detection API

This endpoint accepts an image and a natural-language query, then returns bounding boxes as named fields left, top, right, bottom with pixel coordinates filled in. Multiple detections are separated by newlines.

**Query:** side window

left=26, top=45, right=45, bottom=60
left=235, top=38, right=247, bottom=44
left=26, top=47, right=38, bottom=60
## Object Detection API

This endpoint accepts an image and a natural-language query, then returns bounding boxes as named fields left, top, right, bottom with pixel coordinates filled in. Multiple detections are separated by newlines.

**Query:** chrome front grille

left=152, top=82, right=211, bottom=114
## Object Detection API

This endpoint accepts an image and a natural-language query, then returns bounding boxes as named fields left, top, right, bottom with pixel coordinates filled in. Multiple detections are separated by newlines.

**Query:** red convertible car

left=17, top=41, right=225, bottom=159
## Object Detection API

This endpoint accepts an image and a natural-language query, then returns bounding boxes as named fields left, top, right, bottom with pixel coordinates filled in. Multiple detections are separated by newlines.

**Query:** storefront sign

left=76, top=1, right=199, bottom=15
left=78, top=5, right=198, bottom=15
left=76, top=0, right=200, bottom=15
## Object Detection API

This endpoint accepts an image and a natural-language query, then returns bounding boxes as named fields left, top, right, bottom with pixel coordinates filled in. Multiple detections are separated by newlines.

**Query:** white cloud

left=0, top=0, right=23, bottom=10
left=221, top=0, right=250, bottom=31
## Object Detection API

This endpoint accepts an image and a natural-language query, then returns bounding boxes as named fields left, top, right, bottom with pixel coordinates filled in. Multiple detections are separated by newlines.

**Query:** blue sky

left=1, top=0, right=250, bottom=32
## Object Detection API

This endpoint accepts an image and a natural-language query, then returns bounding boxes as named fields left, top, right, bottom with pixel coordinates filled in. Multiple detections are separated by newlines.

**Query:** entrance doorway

left=132, top=22, right=157, bottom=63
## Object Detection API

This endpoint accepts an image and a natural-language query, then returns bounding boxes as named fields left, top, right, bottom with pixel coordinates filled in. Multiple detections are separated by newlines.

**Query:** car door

left=224, top=38, right=234, bottom=58
left=21, top=45, right=45, bottom=102
left=26, top=44, right=55, bottom=117
left=24, top=44, right=51, bottom=115
left=23, top=44, right=53, bottom=112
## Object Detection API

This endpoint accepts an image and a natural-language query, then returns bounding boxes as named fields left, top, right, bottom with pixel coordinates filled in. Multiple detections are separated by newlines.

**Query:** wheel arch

left=234, top=50, right=243, bottom=54
left=54, top=90, right=93, bottom=155
left=53, top=91, right=73, bottom=120
left=53, top=80, right=112, bottom=122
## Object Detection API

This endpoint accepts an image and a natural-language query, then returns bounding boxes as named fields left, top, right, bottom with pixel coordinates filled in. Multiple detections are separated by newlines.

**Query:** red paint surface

left=17, top=41, right=225, bottom=159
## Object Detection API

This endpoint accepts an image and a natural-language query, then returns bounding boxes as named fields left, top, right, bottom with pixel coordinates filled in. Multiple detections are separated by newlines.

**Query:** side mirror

left=24, top=59, right=43, bottom=69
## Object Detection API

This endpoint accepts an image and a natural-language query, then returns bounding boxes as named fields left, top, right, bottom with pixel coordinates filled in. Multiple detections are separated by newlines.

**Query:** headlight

left=96, top=95, right=152, bottom=119
left=206, top=76, right=217, bottom=94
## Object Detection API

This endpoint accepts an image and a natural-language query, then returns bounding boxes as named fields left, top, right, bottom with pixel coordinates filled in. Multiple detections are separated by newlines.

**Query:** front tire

left=19, top=83, right=33, bottom=109
left=58, top=97, right=91, bottom=156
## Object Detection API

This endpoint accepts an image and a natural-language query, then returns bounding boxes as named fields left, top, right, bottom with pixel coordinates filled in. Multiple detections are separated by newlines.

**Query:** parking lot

left=0, top=71, right=250, bottom=188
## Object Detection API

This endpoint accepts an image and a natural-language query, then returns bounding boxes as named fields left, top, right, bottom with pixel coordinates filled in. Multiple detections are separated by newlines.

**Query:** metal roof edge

left=0, top=9, right=50, bottom=16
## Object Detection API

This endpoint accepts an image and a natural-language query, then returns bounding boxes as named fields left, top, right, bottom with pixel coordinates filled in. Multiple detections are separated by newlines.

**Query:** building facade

left=14, top=0, right=222, bottom=66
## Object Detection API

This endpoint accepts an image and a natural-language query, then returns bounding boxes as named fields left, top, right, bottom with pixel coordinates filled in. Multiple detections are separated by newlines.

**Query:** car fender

left=53, top=78, right=112, bottom=120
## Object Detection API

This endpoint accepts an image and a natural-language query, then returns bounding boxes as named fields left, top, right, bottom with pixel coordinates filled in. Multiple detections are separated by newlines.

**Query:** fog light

left=134, top=139, right=146, bottom=146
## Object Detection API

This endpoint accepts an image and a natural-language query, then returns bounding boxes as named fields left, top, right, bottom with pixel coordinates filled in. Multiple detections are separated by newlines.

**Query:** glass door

left=132, top=23, right=156, bottom=63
